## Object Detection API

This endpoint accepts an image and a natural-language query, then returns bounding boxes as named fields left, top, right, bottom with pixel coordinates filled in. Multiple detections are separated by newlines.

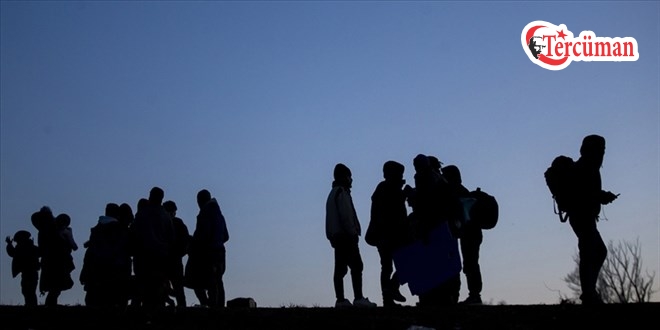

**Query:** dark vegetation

left=2, top=303, right=658, bottom=330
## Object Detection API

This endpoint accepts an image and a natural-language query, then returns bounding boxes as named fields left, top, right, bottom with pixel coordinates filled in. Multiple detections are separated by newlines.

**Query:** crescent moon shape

left=539, top=54, right=569, bottom=66
left=525, top=25, right=545, bottom=46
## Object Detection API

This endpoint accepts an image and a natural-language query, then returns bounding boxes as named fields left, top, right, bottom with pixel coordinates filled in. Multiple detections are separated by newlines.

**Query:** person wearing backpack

left=33, top=207, right=77, bottom=307
left=568, top=135, right=618, bottom=305
left=444, top=165, right=483, bottom=305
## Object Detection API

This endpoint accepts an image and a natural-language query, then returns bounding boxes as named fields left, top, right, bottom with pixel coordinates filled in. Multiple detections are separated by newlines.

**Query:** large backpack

left=544, top=155, right=576, bottom=222
left=468, top=188, right=498, bottom=230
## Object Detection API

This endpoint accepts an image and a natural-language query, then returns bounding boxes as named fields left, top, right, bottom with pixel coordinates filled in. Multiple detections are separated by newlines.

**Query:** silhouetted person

left=428, top=156, right=443, bottom=178
left=34, top=211, right=77, bottom=306
left=118, top=202, right=136, bottom=306
left=133, top=187, right=176, bottom=309
left=410, top=155, right=461, bottom=307
left=410, top=154, right=442, bottom=236
left=128, top=198, right=149, bottom=307
left=185, top=189, right=229, bottom=308
left=31, top=207, right=53, bottom=303
left=568, top=135, right=618, bottom=305
left=444, top=165, right=483, bottom=305
left=119, top=203, right=135, bottom=228
left=429, top=155, right=461, bottom=225
left=5, top=230, right=40, bottom=306
left=326, top=163, right=377, bottom=308
left=163, top=200, right=190, bottom=307
left=80, top=203, right=132, bottom=307
left=56, top=213, right=78, bottom=253
left=368, top=160, right=408, bottom=307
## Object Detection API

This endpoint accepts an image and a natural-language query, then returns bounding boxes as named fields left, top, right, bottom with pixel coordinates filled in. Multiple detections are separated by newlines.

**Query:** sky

left=1, top=1, right=658, bottom=307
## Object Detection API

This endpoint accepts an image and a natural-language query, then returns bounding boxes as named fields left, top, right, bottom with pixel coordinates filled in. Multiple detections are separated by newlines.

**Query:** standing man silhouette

left=163, top=200, right=190, bottom=307
left=186, top=189, right=229, bottom=308
left=367, top=160, right=408, bottom=307
left=326, top=163, right=376, bottom=308
left=568, top=135, right=618, bottom=305
left=133, top=187, right=176, bottom=309
left=444, top=165, right=483, bottom=305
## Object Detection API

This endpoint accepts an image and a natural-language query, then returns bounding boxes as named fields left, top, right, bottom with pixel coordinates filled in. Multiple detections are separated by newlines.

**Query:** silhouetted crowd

left=326, top=154, right=489, bottom=308
left=323, top=134, right=617, bottom=308
left=5, top=187, right=229, bottom=309
left=6, top=135, right=618, bottom=308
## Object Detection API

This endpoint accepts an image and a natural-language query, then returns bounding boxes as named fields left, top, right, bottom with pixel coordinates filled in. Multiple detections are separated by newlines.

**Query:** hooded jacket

left=80, top=215, right=131, bottom=286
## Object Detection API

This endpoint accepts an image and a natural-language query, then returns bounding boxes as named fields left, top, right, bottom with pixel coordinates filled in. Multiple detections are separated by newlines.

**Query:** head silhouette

left=163, top=200, right=177, bottom=216
left=333, top=163, right=352, bottom=188
left=413, top=154, right=430, bottom=173
left=443, top=165, right=462, bottom=186
left=383, top=161, right=404, bottom=182
left=105, top=203, right=120, bottom=219
left=55, top=213, right=71, bottom=229
left=197, top=189, right=212, bottom=208
left=428, top=156, right=442, bottom=173
left=119, top=203, right=135, bottom=226
left=580, top=134, right=606, bottom=168
left=13, top=230, right=32, bottom=244
left=149, top=187, right=164, bottom=205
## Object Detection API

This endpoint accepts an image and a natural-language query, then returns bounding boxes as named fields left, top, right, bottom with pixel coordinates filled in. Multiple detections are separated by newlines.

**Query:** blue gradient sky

left=1, top=1, right=658, bottom=306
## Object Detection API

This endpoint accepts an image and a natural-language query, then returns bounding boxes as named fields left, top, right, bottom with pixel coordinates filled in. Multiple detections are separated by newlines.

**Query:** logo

left=522, top=21, right=639, bottom=70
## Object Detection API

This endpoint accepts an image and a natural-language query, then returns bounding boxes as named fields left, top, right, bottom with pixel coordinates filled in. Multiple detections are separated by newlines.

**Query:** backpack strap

left=553, top=198, right=569, bottom=223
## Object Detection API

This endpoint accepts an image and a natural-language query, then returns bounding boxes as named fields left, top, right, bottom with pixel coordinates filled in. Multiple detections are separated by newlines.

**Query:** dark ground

left=1, top=303, right=658, bottom=330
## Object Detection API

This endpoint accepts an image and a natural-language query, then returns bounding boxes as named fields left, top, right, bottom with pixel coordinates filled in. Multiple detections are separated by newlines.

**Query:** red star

left=557, top=29, right=567, bottom=40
